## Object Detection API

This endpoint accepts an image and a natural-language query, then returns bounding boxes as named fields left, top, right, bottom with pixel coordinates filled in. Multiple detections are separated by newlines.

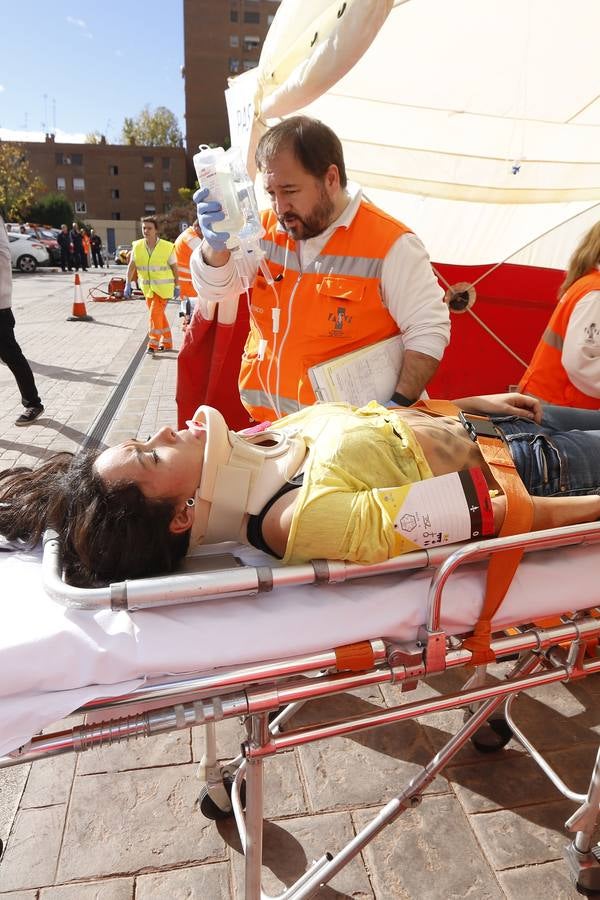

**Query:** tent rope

left=433, top=200, right=600, bottom=370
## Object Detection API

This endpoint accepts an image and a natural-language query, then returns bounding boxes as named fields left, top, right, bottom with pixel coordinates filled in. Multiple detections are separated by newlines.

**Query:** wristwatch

left=389, top=391, right=414, bottom=407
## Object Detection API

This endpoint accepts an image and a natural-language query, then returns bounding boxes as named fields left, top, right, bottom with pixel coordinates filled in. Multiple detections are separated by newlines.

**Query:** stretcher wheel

left=465, top=711, right=513, bottom=753
left=198, top=773, right=246, bottom=820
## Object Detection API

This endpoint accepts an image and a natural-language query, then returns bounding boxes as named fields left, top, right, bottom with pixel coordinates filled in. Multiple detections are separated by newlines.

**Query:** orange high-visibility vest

left=174, top=226, right=202, bottom=298
left=519, top=270, right=600, bottom=409
left=239, top=200, right=411, bottom=422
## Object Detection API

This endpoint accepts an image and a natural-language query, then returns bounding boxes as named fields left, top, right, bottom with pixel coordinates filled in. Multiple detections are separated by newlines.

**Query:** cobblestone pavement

left=0, top=269, right=598, bottom=898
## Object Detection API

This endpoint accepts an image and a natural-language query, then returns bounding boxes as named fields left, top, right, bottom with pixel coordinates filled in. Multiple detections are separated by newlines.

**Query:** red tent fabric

left=176, top=298, right=252, bottom=431
left=429, top=262, right=564, bottom=399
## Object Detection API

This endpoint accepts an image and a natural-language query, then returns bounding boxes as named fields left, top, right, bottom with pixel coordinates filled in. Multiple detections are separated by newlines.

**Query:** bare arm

left=169, top=260, right=179, bottom=291
left=126, top=257, right=137, bottom=284
left=493, top=493, right=600, bottom=534
left=453, top=392, right=543, bottom=423
left=395, top=350, right=440, bottom=401
left=381, top=233, right=450, bottom=401
left=201, top=240, right=231, bottom=268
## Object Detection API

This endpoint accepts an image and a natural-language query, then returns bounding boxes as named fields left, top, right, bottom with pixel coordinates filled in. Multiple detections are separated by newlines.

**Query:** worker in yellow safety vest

left=126, top=216, right=179, bottom=354
left=519, top=221, right=600, bottom=408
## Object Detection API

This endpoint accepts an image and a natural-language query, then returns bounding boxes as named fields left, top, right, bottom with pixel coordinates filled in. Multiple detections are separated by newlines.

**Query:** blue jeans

left=490, top=404, right=600, bottom=497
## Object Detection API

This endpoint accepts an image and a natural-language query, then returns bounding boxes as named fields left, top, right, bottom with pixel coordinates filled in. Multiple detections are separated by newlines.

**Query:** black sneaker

left=146, top=347, right=157, bottom=354
left=15, top=405, right=44, bottom=426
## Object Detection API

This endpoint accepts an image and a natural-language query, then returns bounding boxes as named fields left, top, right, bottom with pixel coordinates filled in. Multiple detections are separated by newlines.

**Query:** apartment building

left=21, top=135, right=188, bottom=250
left=183, top=0, right=280, bottom=155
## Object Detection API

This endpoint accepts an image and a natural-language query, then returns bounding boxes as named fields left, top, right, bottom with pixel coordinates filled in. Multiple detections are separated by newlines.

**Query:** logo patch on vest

left=327, top=306, right=353, bottom=337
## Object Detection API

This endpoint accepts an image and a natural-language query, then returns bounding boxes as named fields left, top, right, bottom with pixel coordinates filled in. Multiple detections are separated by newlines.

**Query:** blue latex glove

left=124, top=282, right=132, bottom=299
left=193, top=186, right=230, bottom=251
left=173, top=285, right=180, bottom=300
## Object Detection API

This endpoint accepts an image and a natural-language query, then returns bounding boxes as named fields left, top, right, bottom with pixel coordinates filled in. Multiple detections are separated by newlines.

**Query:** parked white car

left=7, top=233, right=50, bottom=272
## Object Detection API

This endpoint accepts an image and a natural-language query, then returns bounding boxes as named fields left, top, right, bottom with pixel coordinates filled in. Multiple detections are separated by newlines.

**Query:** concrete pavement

left=0, top=268, right=598, bottom=898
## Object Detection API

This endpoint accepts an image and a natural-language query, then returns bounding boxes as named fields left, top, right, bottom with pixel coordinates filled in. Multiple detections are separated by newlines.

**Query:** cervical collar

left=189, top=406, right=307, bottom=545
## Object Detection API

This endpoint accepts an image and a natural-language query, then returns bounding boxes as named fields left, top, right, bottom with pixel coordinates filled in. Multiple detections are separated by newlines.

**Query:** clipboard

left=307, top=334, right=404, bottom=406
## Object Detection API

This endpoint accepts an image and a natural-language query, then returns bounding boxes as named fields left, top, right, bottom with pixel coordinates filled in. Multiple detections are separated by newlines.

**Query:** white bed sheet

left=1, top=540, right=599, bottom=757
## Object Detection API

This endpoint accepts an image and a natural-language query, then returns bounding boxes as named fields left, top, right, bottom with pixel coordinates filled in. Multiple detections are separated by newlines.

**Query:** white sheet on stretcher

left=1, top=540, right=598, bottom=757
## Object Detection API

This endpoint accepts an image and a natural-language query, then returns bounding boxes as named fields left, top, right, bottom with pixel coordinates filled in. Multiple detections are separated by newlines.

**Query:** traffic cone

left=67, top=273, right=93, bottom=322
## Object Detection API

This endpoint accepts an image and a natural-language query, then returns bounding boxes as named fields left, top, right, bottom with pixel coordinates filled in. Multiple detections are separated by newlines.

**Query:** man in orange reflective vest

left=190, top=116, right=450, bottom=423
left=174, top=221, right=202, bottom=329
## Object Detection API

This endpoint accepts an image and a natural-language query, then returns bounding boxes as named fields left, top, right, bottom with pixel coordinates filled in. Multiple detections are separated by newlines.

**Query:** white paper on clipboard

left=308, top=334, right=404, bottom=406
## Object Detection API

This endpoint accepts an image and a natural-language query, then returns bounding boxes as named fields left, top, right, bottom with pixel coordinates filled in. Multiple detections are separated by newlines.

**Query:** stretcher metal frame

left=3, top=522, right=600, bottom=899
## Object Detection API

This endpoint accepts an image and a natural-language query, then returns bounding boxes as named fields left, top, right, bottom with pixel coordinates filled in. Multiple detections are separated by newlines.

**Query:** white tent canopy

left=232, top=0, right=600, bottom=267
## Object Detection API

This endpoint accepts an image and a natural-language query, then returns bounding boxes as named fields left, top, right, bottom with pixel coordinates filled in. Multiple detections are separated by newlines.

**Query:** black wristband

left=390, top=391, right=415, bottom=407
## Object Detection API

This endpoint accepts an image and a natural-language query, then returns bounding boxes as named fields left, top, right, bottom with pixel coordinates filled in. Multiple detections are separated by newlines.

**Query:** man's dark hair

left=255, top=116, right=347, bottom=189
left=141, top=216, right=159, bottom=230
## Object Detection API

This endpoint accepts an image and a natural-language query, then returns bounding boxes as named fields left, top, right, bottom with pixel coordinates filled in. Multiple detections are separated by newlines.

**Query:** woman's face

left=95, top=426, right=205, bottom=504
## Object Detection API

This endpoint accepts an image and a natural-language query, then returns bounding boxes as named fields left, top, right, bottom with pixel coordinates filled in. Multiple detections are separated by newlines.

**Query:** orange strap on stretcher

left=411, top=400, right=534, bottom=664
left=334, top=641, right=376, bottom=672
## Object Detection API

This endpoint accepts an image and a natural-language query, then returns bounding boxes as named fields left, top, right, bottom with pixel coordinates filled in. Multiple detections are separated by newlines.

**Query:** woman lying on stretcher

left=1, top=393, right=600, bottom=586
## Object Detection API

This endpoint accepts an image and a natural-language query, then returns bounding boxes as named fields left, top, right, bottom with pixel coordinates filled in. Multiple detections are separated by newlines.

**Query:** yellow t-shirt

left=272, top=402, right=433, bottom=565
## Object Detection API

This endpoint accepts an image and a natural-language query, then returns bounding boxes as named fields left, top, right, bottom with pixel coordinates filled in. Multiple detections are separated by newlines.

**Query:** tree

left=121, top=106, right=183, bottom=147
left=177, top=187, right=194, bottom=204
left=155, top=203, right=196, bottom=242
left=85, top=131, right=105, bottom=144
left=27, top=193, right=74, bottom=228
left=0, top=142, right=46, bottom=221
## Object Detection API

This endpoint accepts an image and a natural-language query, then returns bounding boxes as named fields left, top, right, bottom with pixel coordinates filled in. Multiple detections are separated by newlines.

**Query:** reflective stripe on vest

left=519, top=270, right=600, bottom=408
left=132, top=239, right=175, bottom=300
left=541, top=327, right=563, bottom=350
left=239, top=200, right=411, bottom=422
left=260, top=240, right=385, bottom=280
left=239, top=388, right=305, bottom=417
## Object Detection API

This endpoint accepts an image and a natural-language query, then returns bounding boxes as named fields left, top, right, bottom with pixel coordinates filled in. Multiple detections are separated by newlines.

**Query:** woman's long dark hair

left=0, top=451, right=190, bottom=586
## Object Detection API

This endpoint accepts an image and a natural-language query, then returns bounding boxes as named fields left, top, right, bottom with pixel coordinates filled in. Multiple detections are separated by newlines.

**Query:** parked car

left=7, top=233, right=50, bottom=272
left=25, top=224, right=61, bottom=265
left=114, top=244, right=132, bottom=265
left=5, top=223, right=61, bottom=264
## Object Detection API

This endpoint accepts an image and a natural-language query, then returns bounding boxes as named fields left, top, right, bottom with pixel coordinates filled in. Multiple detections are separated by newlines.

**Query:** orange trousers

left=146, top=293, right=172, bottom=350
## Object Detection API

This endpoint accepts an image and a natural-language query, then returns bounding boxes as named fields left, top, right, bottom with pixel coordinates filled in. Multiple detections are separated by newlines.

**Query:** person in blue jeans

left=1, top=391, right=600, bottom=587
left=491, top=404, right=600, bottom=497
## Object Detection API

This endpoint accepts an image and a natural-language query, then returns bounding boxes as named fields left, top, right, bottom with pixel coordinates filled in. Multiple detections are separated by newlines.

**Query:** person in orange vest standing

left=174, top=221, right=202, bottom=329
left=125, top=217, right=179, bottom=354
left=81, top=229, right=92, bottom=269
left=520, top=221, right=600, bottom=408
left=190, top=116, right=450, bottom=424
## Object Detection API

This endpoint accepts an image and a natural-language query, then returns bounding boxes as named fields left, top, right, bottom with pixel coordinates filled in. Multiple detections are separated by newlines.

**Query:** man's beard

left=278, top=187, right=335, bottom=240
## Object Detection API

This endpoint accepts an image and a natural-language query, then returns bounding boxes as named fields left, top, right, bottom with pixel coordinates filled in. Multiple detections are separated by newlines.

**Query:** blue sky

left=1, top=2, right=186, bottom=144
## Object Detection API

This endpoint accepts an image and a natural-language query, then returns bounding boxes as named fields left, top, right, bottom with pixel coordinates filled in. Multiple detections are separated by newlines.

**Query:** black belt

left=458, top=412, right=503, bottom=443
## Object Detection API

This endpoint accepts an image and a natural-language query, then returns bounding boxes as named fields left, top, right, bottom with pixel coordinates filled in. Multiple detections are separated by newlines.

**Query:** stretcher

left=2, top=523, right=600, bottom=898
